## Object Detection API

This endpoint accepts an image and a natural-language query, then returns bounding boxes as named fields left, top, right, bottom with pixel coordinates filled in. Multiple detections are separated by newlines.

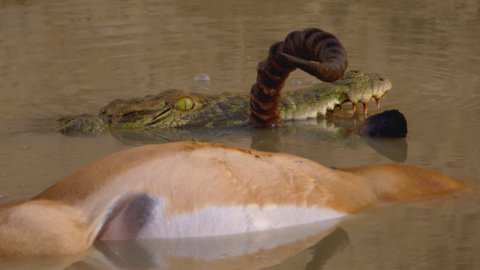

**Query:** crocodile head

left=338, top=70, right=391, bottom=103
left=58, top=89, right=250, bottom=135
left=57, top=71, right=392, bottom=136
left=100, top=89, right=250, bottom=129
left=280, top=70, right=392, bottom=120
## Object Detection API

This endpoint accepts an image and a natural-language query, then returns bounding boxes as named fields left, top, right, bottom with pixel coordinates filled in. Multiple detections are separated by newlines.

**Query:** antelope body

left=0, top=142, right=462, bottom=257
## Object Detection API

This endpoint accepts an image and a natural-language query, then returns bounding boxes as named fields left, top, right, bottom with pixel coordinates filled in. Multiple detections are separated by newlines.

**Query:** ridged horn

left=250, top=28, right=348, bottom=127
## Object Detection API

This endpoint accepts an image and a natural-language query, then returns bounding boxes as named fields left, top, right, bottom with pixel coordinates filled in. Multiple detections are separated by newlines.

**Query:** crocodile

left=58, top=28, right=393, bottom=136
left=58, top=70, right=391, bottom=136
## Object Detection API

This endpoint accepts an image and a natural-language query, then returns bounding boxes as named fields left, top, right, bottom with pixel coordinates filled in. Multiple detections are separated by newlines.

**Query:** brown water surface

left=1, top=0, right=480, bottom=269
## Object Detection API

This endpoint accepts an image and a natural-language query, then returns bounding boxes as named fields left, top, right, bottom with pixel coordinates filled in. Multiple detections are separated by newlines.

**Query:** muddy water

left=0, top=0, right=479, bottom=269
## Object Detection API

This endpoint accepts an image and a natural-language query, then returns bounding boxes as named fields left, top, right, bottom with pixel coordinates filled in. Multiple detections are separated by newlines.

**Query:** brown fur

left=0, top=142, right=463, bottom=257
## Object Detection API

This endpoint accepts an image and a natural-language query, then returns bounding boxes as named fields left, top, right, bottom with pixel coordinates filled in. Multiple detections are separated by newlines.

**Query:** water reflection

left=0, top=0, right=479, bottom=269
left=108, top=116, right=408, bottom=162
left=1, top=220, right=348, bottom=270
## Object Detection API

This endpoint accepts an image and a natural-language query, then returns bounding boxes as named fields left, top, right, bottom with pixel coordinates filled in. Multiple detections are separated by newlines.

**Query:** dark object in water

left=358, top=110, right=408, bottom=138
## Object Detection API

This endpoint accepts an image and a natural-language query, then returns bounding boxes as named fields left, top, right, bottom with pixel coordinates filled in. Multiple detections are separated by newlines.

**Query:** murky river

left=0, top=0, right=479, bottom=269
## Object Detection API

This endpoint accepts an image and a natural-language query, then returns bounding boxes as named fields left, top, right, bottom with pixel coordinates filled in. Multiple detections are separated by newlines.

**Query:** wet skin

left=58, top=70, right=391, bottom=136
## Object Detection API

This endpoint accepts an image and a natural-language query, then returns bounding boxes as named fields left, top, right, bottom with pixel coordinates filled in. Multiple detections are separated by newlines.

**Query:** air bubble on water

left=194, top=73, right=210, bottom=81
left=194, top=73, right=211, bottom=89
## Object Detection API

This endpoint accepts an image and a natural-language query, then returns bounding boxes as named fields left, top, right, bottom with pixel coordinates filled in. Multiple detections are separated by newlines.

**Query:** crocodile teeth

left=362, top=102, right=368, bottom=115
left=352, top=103, right=357, bottom=114
left=374, top=97, right=380, bottom=109
left=331, top=104, right=343, bottom=116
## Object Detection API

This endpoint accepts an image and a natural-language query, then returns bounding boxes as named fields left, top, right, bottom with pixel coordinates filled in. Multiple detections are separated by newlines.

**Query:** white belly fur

left=100, top=195, right=345, bottom=240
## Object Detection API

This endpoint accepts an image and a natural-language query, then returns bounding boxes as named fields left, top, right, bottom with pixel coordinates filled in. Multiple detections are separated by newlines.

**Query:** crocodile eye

left=174, top=97, right=195, bottom=111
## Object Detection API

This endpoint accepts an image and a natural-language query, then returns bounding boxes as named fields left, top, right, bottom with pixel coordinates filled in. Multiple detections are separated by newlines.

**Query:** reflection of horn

left=250, top=28, right=348, bottom=127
